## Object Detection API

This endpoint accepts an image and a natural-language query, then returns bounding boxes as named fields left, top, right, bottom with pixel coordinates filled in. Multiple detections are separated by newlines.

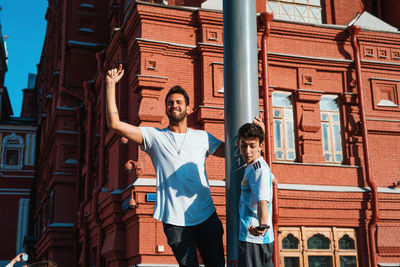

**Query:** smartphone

left=22, top=253, right=28, bottom=261
left=256, top=224, right=270, bottom=231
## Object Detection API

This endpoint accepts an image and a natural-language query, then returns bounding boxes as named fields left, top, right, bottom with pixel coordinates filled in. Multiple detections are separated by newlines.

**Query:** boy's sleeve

left=249, top=165, right=272, bottom=203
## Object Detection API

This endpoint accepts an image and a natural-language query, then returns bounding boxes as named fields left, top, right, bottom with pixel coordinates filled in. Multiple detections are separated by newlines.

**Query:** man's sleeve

left=139, top=127, right=154, bottom=153
left=207, top=132, right=223, bottom=155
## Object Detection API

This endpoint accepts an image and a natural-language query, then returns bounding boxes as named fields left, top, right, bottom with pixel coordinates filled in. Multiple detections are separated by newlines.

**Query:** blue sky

left=1, top=0, right=48, bottom=117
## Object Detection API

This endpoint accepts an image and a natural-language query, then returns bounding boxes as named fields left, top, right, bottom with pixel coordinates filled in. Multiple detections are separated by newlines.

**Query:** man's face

left=166, top=93, right=189, bottom=123
left=238, top=137, right=262, bottom=164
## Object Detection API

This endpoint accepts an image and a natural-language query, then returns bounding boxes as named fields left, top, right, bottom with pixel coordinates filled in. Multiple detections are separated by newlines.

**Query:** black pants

left=238, top=241, right=274, bottom=267
left=163, top=212, right=225, bottom=267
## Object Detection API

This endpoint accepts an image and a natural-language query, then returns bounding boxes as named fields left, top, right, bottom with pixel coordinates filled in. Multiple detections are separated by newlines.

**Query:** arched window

left=339, top=234, right=355, bottom=250
left=283, top=233, right=299, bottom=249
left=307, top=233, right=331, bottom=249
left=279, top=227, right=359, bottom=267
left=1, top=132, right=25, bottom=169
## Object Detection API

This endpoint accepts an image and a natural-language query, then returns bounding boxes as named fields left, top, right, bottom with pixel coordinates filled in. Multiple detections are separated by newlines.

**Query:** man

left=106, top=66, right=225, bottom=266
left=237, top=123, right=275, bottom=267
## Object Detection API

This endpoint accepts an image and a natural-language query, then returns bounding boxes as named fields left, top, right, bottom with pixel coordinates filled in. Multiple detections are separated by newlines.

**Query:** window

left=6, top=150, right=19, bottom=165
left=279, top=227, right=359, bottom=267
left=273, top=91, right=296, bottom=161
left=267, top=0, right=323, bottom=24
left=320, top=95, right=343, bottom=163
left=1, top=132, right=25, bottom=169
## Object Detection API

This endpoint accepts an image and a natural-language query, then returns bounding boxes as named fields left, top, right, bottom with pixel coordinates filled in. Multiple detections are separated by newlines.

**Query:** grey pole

left=223, top=0, right=259, bottom=265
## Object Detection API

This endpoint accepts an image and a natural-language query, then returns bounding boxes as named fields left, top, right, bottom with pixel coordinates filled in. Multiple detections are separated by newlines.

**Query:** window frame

left=279, top=226, right=359, bottom=267
left=273, top=91, right=297, bottom=162
left=320, top=95, right=344, bottom=164
left=1, top=132, right=25, bottom=170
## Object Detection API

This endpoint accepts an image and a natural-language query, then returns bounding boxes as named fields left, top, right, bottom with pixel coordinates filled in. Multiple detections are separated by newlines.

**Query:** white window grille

left=267, top=0, right=323, bottom=24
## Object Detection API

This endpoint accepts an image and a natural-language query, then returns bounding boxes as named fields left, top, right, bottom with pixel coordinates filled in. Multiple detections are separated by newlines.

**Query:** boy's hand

left=248, top=225, right=268, bottom=237
left=106, top=64, right=124, bottom=84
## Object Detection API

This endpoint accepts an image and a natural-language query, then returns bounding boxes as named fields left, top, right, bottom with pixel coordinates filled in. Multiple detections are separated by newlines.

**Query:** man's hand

left=106, top=64, right=124, bottom=85
left=8, top=253, right=27, bottom=266
left=253, top=116, right=265, bottom=133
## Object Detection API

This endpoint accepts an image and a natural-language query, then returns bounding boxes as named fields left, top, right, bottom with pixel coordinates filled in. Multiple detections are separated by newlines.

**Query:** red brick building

left=29, top=0, right=400, bottom=266
left=0, top=30, right=39, bottom=264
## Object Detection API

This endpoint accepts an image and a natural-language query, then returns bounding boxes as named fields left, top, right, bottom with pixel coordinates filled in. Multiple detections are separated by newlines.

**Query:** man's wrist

left=105, top=81, right=116, bottom=86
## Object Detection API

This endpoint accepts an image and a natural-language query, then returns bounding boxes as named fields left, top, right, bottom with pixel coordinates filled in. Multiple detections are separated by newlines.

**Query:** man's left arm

left=212, top=117, right=265, bottom=158
left=213, top=142, right=225, bottom=157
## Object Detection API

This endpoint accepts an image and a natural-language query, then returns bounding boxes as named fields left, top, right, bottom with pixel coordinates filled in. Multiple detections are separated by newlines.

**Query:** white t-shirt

left=140, top=127, right=222, bottom=226
left=239, top=157, right=274, bottom=244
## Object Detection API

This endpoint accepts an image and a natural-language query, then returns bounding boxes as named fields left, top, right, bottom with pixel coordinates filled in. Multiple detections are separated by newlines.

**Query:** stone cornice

left=136, top=2, right=196, bottom=26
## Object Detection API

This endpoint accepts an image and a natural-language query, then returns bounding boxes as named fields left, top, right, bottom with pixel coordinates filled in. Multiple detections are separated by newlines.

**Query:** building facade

left=29, top=0, right=400, bottom=267
left=0, top=27, right=39, bottom=265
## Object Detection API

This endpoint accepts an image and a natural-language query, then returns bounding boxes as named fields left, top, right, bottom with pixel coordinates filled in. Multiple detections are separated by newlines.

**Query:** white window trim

left=16, top=198, right=30, bottom=254
left=1, top=132, right=25, bottom=170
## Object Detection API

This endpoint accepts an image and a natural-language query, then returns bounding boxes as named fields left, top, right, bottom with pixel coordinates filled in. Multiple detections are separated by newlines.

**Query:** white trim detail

left=132, top=178, right=225, bottom=187
left=201, top=0, right=222, bottom=10
left=30, top=134, right=36, bottom=166
left=24, top=134, right=30, bottom=166
left=0, top=173, right=35, bottom=179
left=0, top=125, right=38, bottom=130
left=131, top=178, right=400, bottom=194
left=48, top=223, right=74, bottom=227
left=16, top=198, right=29, bottom=254
left=0, top=188, right=30, bottom=192
left=0, top=192, right=30, bottom=196
left=67, top=40, right=106, bottom=47
left=1, top=132, right=25, bottom=170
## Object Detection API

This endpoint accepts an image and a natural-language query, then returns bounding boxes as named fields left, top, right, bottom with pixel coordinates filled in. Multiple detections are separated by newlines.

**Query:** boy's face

left=238, top=137, right=262, bottom=164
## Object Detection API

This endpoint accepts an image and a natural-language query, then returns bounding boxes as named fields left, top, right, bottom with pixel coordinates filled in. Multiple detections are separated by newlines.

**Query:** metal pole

left=223, top=0, right=259, bottom=265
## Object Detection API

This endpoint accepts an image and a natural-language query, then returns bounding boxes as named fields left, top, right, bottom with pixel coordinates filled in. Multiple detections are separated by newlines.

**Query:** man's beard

left=167, top=109, right=187, bottom=123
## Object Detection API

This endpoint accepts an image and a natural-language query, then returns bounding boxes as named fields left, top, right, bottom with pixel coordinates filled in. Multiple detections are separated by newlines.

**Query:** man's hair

left=165, top=86, right=190, bottom=106
left=238, top=123, right=265, bottom=144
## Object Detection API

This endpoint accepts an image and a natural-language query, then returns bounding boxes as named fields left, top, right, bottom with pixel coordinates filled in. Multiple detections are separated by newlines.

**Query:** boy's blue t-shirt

left=239, top=157, right=274, bottom=244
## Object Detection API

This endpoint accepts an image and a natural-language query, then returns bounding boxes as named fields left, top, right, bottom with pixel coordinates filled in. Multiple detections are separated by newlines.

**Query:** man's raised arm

left=106, top=65, right=144, bottom=145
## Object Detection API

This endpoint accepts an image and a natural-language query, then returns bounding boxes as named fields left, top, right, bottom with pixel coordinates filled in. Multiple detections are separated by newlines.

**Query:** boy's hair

left=238, top=123, right=265, bottom=144
left=165, top=86, right=190, bottom=106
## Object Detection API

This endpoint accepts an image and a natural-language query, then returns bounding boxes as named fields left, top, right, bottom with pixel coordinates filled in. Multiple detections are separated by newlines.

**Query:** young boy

left=237, top=122, right=274, bottom=267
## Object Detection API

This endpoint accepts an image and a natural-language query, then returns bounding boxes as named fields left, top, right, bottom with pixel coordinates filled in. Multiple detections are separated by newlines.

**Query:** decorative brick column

left=295, top=89, right=325, bottom=163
